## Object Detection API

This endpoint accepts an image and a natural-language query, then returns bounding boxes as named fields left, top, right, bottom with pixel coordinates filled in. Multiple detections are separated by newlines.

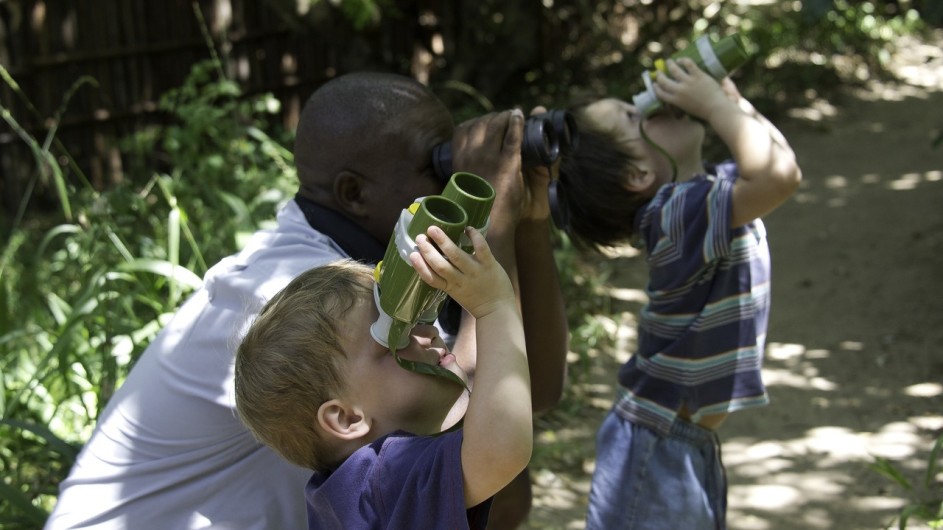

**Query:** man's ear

left=317, top=399, right=371, bottom=441
left=333, top=171, right=369, bottom=217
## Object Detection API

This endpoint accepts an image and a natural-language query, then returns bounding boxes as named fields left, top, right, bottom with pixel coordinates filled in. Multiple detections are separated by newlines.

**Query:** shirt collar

left=293, top=194, right=386, bottom=264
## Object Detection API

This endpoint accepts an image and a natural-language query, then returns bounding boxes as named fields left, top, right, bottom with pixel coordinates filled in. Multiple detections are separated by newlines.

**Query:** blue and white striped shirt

left=615, top=164, right=771, bottom=435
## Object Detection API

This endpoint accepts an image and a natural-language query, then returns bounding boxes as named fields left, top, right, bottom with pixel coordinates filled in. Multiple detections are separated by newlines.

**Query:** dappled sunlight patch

left=762, top=366, right=838, bottom=391
left=804, top=426, right=872, bottom=459
left=603, top=286, right=648, bottom=303
left=885, top=33, right=943, bottom=89
left=888, top=171, right=943, bottom=191
left=598, top=245, right=641, bottom=259
left=804, top=348, right=831, bottom=359
left=869, top=421, right=925, bottom=460
left=529, top=468, right=591, bottom=529
left=909, top=414, right=943, bottom=430
left=786, top=97, right=837, bottom=121
left=735, top=457, right=794, bottom=477
left=904, top=382, right=943, bottom=398
left=849, top=495, right=907, bottom=511
left=767, top=342, right=806, bottom=362
left=730, top=483, right=802, bottom=510
left=825, top=175, right=848, bottom=189
left=536, top=425, right=598, bottom=446
left=839, top=340, right=864, bottom=351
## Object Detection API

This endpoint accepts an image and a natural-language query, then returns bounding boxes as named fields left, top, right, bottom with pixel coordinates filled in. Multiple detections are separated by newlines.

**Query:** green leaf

left=219, top=190, right=251, bottom=224
left=928, top=434, right=943, bottom=488
left=0, top=418, right=80, bottom=460
left=0, top=480, right=48, bottom=526
left=119, top=259, right=203, bottom=291
left=872, top=457, right=913, bottom=490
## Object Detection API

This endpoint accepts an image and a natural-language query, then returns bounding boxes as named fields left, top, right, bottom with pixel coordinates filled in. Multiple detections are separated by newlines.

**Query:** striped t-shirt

left=615, top=164, right=771, bottom=435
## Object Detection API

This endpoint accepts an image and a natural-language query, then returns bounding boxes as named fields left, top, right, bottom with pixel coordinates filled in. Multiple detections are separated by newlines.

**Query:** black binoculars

left=431, top=109, right=579, bottom=182
left=431, top=109, right=578, bottom=231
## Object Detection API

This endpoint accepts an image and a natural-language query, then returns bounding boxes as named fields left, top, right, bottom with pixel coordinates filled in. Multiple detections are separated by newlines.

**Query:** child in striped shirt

left=559, top=58, right=802, bottom=529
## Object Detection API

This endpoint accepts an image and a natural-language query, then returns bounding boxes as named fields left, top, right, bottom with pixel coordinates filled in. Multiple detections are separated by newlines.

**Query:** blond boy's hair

left=235, top=260, right=374, bottom=471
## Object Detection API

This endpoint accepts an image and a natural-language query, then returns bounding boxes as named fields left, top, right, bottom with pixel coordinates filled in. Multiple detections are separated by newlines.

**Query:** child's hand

left=719, top=77, right=742, bottom=104
left=653, top=58, right=735, bottom=123
left=410, top=225, right=515, bottom=319
left=720, top=76, right=759, bottom=117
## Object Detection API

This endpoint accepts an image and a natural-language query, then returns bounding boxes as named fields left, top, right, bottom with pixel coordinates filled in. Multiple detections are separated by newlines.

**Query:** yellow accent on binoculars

left=633, top=32, right=750, bottom=117
left=370, top=172, right=495, bottom=353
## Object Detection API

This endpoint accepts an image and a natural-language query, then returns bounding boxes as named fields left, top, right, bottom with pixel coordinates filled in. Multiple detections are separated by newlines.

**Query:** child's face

left=339, top=294, right=468, bottom=436
left=582, top=98, right=705, bottom=186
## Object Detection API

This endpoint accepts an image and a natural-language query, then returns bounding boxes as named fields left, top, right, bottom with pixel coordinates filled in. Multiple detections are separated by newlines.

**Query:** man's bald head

left=293, top=72, right=454, bottom=244
left=294, top=72, right=453, bottom=201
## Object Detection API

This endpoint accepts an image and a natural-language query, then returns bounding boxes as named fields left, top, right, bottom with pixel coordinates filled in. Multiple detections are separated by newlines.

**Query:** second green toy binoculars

left=632, top=32, right=751, bottom=117
left=370, top=172, right=495, bottom=352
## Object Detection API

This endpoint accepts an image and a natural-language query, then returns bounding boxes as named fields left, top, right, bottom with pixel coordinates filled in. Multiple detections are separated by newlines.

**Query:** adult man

left=46, top=72, right=567, bottom=529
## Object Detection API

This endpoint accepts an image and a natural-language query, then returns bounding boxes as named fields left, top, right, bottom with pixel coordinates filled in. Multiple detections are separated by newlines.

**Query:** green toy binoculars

left=370, top=172, right=495, bottom=353
left=632, top=32, right=751, bottom=117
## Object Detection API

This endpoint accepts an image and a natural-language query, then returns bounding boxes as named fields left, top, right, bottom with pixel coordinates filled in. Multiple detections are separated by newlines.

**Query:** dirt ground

left=524, top=32, right=943, bottom=530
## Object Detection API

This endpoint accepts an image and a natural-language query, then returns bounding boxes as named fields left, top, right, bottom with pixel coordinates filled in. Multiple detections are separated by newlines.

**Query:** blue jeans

left=586, top=411, right=727, bottom=530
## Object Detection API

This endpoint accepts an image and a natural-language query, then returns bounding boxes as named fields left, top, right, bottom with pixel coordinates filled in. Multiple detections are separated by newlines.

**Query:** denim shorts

left=585, top=411, right=727, bottom=530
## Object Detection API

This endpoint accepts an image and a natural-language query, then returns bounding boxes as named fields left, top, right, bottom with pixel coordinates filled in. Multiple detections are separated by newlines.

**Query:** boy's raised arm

left=411, top=226, right=532, bottom=508
left=655, top=58, right=803, bottom=226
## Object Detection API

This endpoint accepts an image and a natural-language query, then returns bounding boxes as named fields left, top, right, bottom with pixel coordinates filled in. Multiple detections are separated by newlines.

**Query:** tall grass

left=0, top=58, right=295, bottom=528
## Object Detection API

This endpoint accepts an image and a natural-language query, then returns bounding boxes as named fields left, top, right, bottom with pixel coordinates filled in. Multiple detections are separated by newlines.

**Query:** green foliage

left=0, top=59, right=295, bottom=526
left=871, top=434, right=943, bottom=529
left=551, top=232, right=618, bottom=395
left=121, top=60, right=295, bottom=266
left=443, top=1, right=930, bottom=120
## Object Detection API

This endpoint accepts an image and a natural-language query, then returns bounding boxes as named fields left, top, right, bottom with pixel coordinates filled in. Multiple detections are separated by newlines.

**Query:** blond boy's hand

left=409, top=226, right=515, bottom=319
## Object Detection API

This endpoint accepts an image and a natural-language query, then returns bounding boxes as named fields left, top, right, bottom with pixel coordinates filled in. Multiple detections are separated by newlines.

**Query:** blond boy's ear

left=317, top=399, right=371, bottom=441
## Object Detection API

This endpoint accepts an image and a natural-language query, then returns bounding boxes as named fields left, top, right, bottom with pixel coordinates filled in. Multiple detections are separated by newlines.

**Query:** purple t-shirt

left=305, top=430, right=492, bottom=530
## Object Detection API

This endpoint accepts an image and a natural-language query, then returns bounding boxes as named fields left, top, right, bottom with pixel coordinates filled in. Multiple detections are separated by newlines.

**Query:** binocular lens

left=431, top=109, right=579, bottom=183
left=545, top=109, right=579, bottom=153
left=521, top=115, right=558, bottom=167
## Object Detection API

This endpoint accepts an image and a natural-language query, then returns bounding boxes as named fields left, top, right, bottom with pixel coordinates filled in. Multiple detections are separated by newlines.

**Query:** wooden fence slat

left=0, top=0, right=448, bottom=218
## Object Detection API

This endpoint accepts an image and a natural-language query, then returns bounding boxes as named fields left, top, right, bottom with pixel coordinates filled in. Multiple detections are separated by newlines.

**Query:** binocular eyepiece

left=431, top=109, right=579, bottom=182
left=371, top=172, right=495, bottom=353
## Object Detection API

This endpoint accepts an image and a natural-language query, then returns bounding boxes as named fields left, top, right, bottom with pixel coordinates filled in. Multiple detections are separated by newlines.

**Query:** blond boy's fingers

left=466, top=227, right=493, bottom=262
left=422, top=226, right=473, bottom=276
left=410, top=235, right=447, bottom=288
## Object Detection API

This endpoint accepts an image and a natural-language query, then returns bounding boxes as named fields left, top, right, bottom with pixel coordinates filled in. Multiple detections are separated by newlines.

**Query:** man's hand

left=450, top=110, right=526, bottom=227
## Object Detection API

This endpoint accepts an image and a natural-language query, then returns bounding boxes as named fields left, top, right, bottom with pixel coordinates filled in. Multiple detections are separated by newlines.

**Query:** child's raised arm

left=410, top=226, right=532, bottom=508
left=654, top=58, right=803, bottom=226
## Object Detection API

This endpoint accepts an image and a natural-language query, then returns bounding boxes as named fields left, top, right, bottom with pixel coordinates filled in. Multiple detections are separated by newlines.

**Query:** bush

left=0, top=59, right=295, bottom=527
